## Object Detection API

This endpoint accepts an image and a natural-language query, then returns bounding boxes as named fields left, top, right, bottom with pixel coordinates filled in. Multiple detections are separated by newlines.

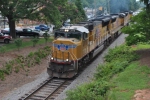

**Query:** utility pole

left=107, top=0, right=110, bottom=14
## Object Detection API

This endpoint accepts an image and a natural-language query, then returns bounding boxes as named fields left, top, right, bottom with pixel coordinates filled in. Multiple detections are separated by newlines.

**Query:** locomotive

left=47, top=11, right=133, bottom=78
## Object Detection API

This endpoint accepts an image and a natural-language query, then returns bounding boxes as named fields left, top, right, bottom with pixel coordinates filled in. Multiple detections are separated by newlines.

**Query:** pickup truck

left=16, top=28, right=40, bottom=37
left=35, top=24, right=50, bottom=31
left=0, top=33, right=12, bottom=43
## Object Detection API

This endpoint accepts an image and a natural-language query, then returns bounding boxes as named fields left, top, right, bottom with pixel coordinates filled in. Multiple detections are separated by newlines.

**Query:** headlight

left=51, top=57, right=54, bottom=60
left=66, top=59, right=69, bottom=62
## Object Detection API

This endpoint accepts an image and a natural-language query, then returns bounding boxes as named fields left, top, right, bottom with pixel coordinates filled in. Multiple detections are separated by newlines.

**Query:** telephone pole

left=107, top=0, right=110, bottom=14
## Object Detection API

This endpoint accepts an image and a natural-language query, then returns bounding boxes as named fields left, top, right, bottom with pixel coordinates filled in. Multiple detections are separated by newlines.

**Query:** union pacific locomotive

left=47, top=11, right=133, bottom=78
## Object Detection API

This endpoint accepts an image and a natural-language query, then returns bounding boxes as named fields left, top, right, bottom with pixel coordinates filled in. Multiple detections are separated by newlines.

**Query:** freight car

left=47, top=11, right=133, bottom=78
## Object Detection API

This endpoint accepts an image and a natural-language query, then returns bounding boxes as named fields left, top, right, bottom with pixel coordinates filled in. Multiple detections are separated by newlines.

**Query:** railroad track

left=19, top=78, right=72, bottom=100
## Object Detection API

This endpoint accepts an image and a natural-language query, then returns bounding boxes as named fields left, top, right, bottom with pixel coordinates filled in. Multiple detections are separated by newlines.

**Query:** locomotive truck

left=47, top=11, right=133, bottom=78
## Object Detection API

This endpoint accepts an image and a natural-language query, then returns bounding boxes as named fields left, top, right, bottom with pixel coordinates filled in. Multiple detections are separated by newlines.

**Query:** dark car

left=0, top=33, right=12, bottom=43
left=1, top=27, right=22, bottom=35
left=16, top=28, right=40, bottom=37
left=35, top=24, right=50, bottom=31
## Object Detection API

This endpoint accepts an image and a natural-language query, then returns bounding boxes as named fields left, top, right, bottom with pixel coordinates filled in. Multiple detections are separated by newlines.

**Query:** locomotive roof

left=61, top=25, right=89, bottom=33
left=119, top=13, right=126, bottom=18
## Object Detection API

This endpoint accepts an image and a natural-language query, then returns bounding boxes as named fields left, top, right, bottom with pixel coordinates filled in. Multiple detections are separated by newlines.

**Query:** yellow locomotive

left=47, top=11, right=133, bottom=78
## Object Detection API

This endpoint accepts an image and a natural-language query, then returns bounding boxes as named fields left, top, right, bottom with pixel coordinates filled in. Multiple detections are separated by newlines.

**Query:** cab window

left=67, top=32, right=81, bottom=40
left=55, top=32, right=65, bottom=38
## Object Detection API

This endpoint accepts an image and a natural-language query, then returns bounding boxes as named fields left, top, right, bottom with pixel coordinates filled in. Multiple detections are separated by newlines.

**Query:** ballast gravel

left=2, top=34, right=127, bottom=100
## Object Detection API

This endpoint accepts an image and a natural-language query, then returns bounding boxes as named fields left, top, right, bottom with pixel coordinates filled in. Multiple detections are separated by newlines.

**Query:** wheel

left=4, top=39, right=10, bottom=44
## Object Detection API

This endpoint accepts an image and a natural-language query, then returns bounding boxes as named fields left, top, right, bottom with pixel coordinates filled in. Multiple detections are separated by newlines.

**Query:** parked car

left=33, top=29, right=51, bottom=37
left=1, top=28, right=10, bottom=35
left=35, top=24, right=50, bottom=31
left=1, top=27, right=22, bottom=35
left=16, top=28, right=40, bottom=37
left=0, top=33, right=12, bottom=43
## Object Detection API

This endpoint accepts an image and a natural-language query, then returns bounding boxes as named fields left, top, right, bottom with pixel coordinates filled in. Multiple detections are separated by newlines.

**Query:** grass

left=131, top=43, right=150, bottom=50
left=108, top=62, right=150, bottom=100
left=0, top=37, right=53, bottom=52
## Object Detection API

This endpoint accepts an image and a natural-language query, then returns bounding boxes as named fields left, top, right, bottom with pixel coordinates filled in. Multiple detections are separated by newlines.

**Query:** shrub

left=14, top=38, right=23, bottom=51
left=0, top=70, right=5, bottom=80
left=104, top=45, right=138, bottom=62
left=0, top=46, right=6, bottom=54
left=31, top=37, right=39, bottom=47
left=66, top=80, right=109, bottom=100
left=4, top=62, right=13, bottom=75
left=43, top=32, right=50, bottom=44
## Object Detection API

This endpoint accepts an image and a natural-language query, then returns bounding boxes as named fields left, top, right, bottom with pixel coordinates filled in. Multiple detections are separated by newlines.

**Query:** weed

left=0, top=70, right=5, bottom=80
left=4, top=62, right=13, bottom=75
left=14, top=38, right=23, bottom=51
left=0, top=46, right=6, bottom=55
left=43, top=32, right=50, bottom=44
left=15, top=66, right=20, bottom=73
left=31, top=37, right=39, bottom=47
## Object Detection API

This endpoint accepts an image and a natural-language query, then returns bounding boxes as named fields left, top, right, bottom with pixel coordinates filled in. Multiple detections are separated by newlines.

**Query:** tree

left=121, top=10, right=150, bottom=45
left=64, top=0, right=87, bottom=23
left=0, top=0, right=68, bottom=38
left=140, top=0, right=150, bottom=10
left=75, top=0, right=87, bottom=21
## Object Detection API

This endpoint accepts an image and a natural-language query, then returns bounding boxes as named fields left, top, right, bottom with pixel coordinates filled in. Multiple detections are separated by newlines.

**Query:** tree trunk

left=8, top=17, right=16, bottom=39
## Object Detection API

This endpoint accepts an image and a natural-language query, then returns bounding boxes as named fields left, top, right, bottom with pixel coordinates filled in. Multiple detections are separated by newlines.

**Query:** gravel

left=2, top=34, right=127, bottom=100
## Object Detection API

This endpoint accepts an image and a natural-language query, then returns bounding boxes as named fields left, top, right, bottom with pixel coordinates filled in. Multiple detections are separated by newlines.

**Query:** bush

left=31, top=37, right=39, bottom=47
left=43, top=32, right=50, bottom=44
left=0, top=70, right=5, bottom=80
left=0, top=46, right=6, bottom=54
left=66, top=80, right=109, bottom=100
left=14, top=38, right=23, bottom=51
left=104, top=45, right=138, bottom=62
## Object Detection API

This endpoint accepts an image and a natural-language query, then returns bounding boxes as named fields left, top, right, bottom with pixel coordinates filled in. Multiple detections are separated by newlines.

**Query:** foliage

left=61, top=0, right=87, bottom=24
left=66, top=80, right=109, bottom=100
left=140, top=0, right=150, bottom=10
left=31, top=37, right=39, bottom=47
left=14, top=38, right=23, bottom=51
left=0, top=46, right=6, bottom=54
left=0, top=70, right=5, bottom=80
left=104, top=45, right=139, bottom=62
left=121, top=9, right=150, bottom=46
left=43, top=32, right=50, bottom=44
left=74, top=0, right=87, bottom=21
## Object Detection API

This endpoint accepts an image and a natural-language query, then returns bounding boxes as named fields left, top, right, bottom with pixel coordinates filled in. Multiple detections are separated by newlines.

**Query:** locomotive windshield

left=55, top=32, right=81, bottom=40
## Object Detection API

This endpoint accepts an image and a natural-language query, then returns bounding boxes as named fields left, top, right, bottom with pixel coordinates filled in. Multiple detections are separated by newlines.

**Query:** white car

left=33, top=29, right=50, bottom=37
